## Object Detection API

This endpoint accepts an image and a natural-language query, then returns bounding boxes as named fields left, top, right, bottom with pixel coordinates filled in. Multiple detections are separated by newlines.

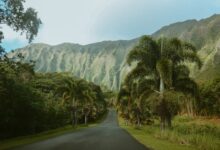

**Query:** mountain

left=153, top=14, right=220, bottom=82
left=8, top=14, right=220, bottom=89
left=8, top=40, right=138, bottom=90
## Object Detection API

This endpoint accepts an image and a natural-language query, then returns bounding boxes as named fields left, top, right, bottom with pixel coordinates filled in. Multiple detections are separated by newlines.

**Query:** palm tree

left=173, top=65, right=199, bottom=116
left=56, top=77, right=78, bottom=126
left=79, top=83, right=95, bottom=125
left=117, top=86, right=131, bottom=125
left=117, top=72, right=154, bottom=126
left=57, top=77, right=107, bottom=126
left=126, top=36, right=201, bottom=129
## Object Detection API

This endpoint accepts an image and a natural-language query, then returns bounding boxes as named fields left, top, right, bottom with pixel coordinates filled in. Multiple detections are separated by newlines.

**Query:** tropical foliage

left=0, top=60, right=107, bottom=139
left=117, top=36, right=202, bottom=129
left=56, top=77, right=107, bottom=126
left=197, top=77, right=220, bottom=116
left=0, top=0, right=108, bottom=140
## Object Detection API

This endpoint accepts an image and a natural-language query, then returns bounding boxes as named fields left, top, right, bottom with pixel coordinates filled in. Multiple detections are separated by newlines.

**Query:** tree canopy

left=0, top=0, right=41, bottom=44
left=117, top=36, right=202, bottom=129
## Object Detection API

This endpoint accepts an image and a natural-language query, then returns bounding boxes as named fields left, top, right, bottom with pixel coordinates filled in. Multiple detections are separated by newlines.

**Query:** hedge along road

left=15, top=109, right=148, bottom=150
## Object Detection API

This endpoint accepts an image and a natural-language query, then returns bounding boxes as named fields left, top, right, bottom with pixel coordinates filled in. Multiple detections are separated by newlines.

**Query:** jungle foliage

left=117, top=36, right=220, bottom=130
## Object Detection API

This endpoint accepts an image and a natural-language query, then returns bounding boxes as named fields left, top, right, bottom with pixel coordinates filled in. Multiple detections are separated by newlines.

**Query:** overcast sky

left=2, top=0, right=220, bottom=51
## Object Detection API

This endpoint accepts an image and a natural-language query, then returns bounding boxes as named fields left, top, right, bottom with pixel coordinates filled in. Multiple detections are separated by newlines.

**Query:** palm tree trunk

left=85, top=114, right=88, bottom=125
left=74, top=110, right=77, bottom=126
left=138, top=117, right=141, bottom=127
left=160, top=77, right=165, bottom=131
left=160, top=116, right=165, bottom=131
left=160, top=78, right=165, bottom=96
left=167, top=114, right=172, bottom=128
left=125, top=119, right=128, bottom=126
left=186, top=97, right=193, bottom=117
left=72, top=98, right=77, bottom=127
left=72, top=110, right=75, bottom=126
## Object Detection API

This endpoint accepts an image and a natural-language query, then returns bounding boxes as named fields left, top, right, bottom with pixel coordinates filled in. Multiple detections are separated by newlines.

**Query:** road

left=15, top=109, right=148, bottom=150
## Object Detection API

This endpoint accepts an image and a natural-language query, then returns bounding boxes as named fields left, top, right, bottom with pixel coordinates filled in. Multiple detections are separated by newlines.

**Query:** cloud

left=1, top=25, right=26, bottom=41
left=1, top=0, right=220, bottom=50
left=24, top=0, right=114, bottom=44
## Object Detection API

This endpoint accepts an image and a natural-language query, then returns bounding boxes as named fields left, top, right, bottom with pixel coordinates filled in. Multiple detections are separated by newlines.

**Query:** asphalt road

left=15, top=109, right=148, bottom=150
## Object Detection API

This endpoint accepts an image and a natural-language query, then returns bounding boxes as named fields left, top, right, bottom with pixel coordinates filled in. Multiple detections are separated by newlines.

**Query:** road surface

left=15, top=109, right=148, bottom=150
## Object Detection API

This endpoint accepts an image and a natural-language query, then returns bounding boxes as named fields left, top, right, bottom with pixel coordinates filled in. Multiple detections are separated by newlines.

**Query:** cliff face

left=8, top=40, right=138, bottom=90
left=8, top=14, right=220, bottom=89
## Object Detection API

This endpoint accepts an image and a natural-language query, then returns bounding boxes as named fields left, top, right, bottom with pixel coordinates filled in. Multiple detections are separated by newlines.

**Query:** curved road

left=16, top=109, right=148, bottom=150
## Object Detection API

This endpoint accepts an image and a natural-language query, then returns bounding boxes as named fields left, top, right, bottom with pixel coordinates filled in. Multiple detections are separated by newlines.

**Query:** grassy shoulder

left=0, top=124, right=94, bottom=150
left=0, top=110, right=108, bottom=150
left=118, top=116, right=220, bottom=150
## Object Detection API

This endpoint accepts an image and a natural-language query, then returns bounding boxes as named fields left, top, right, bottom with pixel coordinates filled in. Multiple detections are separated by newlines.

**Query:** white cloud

left=2, top=0, right=220, bottom=48
left=1, top=25, right=26, bottom=41
left=24, top=0, right=115, bottom=45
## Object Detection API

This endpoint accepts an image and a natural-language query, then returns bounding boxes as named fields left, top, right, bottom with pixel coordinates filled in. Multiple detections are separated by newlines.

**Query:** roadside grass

left=0, top=110, right=108, bottom=150
left=0, top=125, right=89, bottom=150
left=118, top=116, right=220, bottom=150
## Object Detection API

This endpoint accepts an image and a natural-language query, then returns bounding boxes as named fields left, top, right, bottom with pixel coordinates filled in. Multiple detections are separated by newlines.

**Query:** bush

left=198, top=78, right=220, bottom=116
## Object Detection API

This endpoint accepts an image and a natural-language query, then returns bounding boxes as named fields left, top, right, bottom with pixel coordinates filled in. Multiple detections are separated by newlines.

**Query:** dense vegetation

left=117, top=36, right=201, bottom=128
left=0, top=0, right=107, bottom=140
left=0, top=58, right=107, bottom=139
left=117, top=36, right=220, bottom=149
left=117, top=36, right=220, bottom=127
left=198, top=78, right=220, bottom=115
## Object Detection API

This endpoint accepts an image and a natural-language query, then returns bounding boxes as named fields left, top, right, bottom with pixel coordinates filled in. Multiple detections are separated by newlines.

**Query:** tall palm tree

left=79, top=83, right=95, bottom=125
left=126, top=36, right=201, bottom=129
left=56, top=77, right=78, bottom=126
left=117, top=85, right=131, bottom=125
left=57, top=77, right=106, bottom=126
left=117, top=72, right=154, bottom=126
left=173, top=65, right=199, bottom=116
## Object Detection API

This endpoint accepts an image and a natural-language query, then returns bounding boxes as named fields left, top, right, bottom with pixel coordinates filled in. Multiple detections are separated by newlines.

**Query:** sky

left=2, top=0, right=220, bottom=51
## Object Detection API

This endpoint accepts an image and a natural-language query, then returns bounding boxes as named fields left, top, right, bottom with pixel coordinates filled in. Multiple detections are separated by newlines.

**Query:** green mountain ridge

left=8, top=14, right=220, bottom=89
left=152, top=14, right=220, bottom=82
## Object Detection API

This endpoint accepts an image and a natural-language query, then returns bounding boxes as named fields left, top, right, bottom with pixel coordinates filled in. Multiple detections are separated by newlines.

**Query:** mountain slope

left=8, top=14, right=220, bottom=89
left=8, top=40, right=138, bottom=90
left=153, top=14, right=220, bottom=82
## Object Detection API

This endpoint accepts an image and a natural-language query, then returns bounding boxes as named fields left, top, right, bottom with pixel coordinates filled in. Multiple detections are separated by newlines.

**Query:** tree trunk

left=186, top=97, right=194, bottom=117
left=160, top=77, right=165, bottom=131
left=137, top=115, right=140, bottom=127
left=74, top=110, right=77, bottom=126
left=85, top=114, right=88, bottom=125
left=160, top=116, right=165, bottom=131
left=72, top=110, right=75, bottom=126
left=167, top=114, right=172, bottom=129
left=125, top=119, right=128, bottom=126
left=72, top=98, right=77, bottom=127
left=160, top=78, right=165, bottom=96
left=189, top=99, right=194, bottom=117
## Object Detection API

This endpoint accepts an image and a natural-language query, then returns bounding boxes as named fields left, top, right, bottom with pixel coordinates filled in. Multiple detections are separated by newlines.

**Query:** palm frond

left=173, top=65, right=190, bottom=81
left=182, top=50, right=202, bottom=69
left=174, top=77, right=198, bottom=97
left=183, top=42, right=197, bottom=52
left=126, top=46, right=147, bottom=65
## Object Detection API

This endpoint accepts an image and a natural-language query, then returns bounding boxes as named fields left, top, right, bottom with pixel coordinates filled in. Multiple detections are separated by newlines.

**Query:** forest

left=0, top=55, right=107, bottom=139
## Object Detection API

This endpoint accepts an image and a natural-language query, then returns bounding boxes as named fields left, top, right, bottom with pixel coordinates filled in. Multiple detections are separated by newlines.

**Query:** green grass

left=118, top=116, right=220, bottom=150
left=0, top=124, right=95, bottom=150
